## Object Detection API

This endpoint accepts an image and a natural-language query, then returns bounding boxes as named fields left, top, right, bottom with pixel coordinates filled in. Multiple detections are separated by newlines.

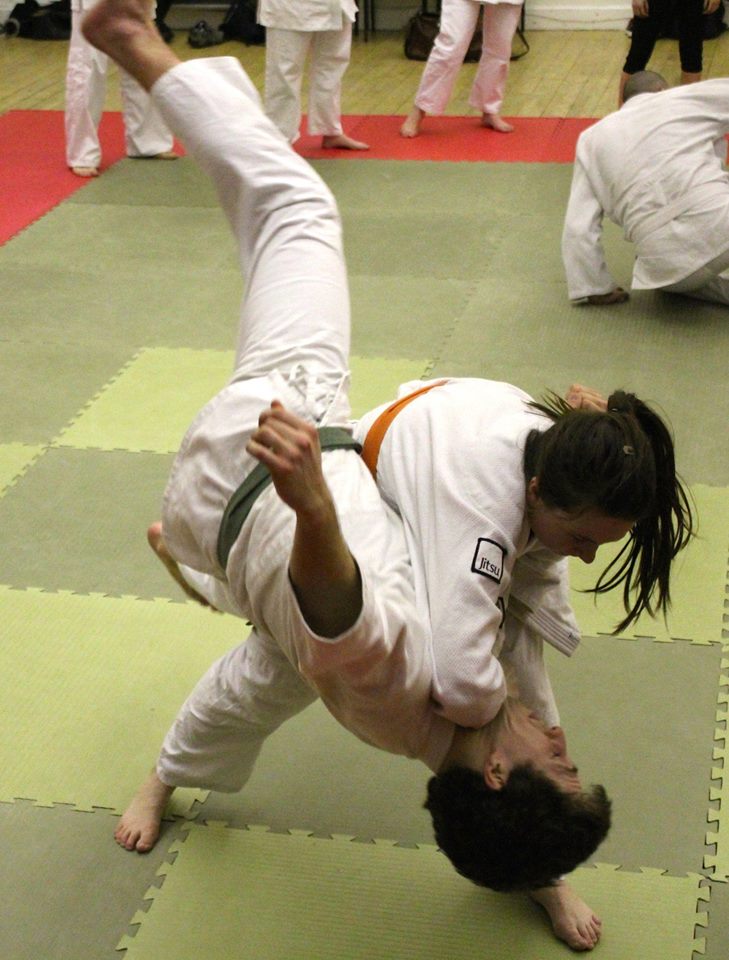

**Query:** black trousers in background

left=623, top=0, right=705, bottom=74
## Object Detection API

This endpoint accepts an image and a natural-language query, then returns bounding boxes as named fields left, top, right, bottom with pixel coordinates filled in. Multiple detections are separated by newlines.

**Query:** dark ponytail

left=526, top=390, right=694, bottom=632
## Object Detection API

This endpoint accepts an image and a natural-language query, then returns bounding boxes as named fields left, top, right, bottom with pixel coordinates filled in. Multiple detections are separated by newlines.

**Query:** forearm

left=289, top=496, right=363, bottom=638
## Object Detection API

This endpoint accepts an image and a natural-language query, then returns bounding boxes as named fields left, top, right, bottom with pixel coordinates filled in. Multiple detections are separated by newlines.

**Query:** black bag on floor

left=4, top=0, right=70, bottom=39
left=220, top=0, right=265, bottom=44
left=403, top=1, right=528, bottom=63
left=404, top=6, right=482, bottom=62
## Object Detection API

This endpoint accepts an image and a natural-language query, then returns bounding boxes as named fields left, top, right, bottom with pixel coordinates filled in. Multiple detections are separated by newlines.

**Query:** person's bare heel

left=400, top=106, right=424, bottom=138
left=114, top=770, right=174, bottom=852
left=482, top=113, right=514, bottom=133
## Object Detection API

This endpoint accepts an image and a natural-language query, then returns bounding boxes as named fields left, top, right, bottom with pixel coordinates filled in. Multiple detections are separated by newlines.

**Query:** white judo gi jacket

left=562, top=79, right=729, bottom=299
left=258, top=0, right=356, bottom=30
left=356, top=378, right=578, bottom=732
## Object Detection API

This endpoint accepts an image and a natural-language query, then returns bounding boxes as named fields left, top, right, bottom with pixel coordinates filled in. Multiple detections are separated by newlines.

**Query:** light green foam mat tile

left=118, top=823, right=708, bottom=960
left=0, top=443, right=44, bottom=494
left=705, top=643, right=729, bottom=881
left=58, top=348, right=430, bottom=453
left=0, top=586, right=245, bottom=813
left=569, top=485, right=729, bottom=643
left=59, top=348, right=234, bottom=454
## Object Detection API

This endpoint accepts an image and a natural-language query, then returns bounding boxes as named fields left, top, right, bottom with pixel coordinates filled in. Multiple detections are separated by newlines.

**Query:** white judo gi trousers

left=145, top=57, right=424, bottom=791
left=414, top=0, right=522, bottom=117
left=264, top=24, right=353, bottom=142
left=65, top=0, right=172, bottom=169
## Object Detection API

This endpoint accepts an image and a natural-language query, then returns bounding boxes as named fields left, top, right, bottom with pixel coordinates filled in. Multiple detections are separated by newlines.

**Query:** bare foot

left=482, top=113, right=515, bottom=133
left=529, top=882, right=602, bottom=951
left=147, top=521, right=216, bottom=609
left=130, top=149, right=178, bottom=160
left=82, top=0, right=178, bottom=92
left=321, top=134, right=369, bottom=151
left=400, top=106, right=424, bottom=138
left=115, top=770, right=174, bottom=852
left=71, top=166, right=99, bottom=177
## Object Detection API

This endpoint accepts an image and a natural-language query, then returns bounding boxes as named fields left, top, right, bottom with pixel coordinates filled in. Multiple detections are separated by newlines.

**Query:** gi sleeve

left=562, top=145, right=618, bottom=300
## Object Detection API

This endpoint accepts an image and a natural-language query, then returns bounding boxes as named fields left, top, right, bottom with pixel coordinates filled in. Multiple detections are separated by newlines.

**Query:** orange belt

left=361, top=379, right=448, bottom=478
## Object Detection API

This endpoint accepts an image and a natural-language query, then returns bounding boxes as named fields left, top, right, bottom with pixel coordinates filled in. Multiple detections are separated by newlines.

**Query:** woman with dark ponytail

left=526, top=386, right=694, bottom=632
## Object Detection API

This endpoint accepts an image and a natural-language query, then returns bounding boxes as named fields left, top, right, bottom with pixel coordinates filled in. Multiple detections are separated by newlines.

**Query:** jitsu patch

left=471, top=538, right=506, bottom=584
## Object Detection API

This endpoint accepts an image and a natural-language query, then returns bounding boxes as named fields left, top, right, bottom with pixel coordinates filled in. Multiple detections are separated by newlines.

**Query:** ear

left=484, top=752, right=508, bottom=791
left=526, top=476, right=540, bottom=505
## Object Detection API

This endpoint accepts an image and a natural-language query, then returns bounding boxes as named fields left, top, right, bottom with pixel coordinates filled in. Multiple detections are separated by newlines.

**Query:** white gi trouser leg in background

left=264, top=26, right=351, bottom=142
left=65, top=2, right=172, bottom=168
left=65, top=9, right=108, bottom=168
left=468, top=3, right=522, bottom=115
left=306, top=25, right=352, bottom=137
left=414, top=0, right=481, bottom=115
left=119, top=66, right=174, bottom=159
left=158, top=627, right=317, bottom=791
left=264, top=27, right=310, bottom=143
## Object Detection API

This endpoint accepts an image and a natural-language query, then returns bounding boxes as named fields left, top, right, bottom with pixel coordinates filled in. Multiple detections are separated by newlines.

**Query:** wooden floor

left=3, top=26, right=729, bottom=119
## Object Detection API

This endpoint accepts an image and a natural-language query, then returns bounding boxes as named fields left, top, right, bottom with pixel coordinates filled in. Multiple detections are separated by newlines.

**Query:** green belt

left=216, top=426, right=362, bottom=570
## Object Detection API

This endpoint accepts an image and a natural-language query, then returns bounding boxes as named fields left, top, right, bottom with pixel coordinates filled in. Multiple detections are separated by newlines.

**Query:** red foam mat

left=295, top=115, right=598, bottom=162
left=2, top=110, right=596, bottom=245
left=1, top=110, right=127, bottom=244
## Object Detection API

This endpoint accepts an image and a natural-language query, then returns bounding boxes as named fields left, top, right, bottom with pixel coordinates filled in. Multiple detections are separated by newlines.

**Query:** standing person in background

left=259, top=0, right=369, bottom=150
left=400, top=0, right=523, bottom=137
left=618, top=0, right=721, bottom=105
left=66, top=0, right=176, bottom=176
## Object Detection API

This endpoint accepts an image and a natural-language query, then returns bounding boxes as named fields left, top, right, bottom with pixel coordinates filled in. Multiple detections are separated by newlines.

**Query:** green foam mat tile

left=57, top=349, right=430, bottom=454
left=0, top=442, right=44, bottom=494
left=569, top=485, right=729, bottom=643
left=546, top=635, right=722, bottom=875
left=0, top=801, right=186, bottom=960
left=430, top=281, right=729, bottom=486
left=68, top=156, right=219, bottom=208
left=705, top=643, right=729, bottom=881
left=702, top=878, right=729, bottom=960
left=348, top=275, right=475, bottom=361
left=0, top=339, right=135, bottom=444
left=0, top=586, right=245, bottom=813
left=198, top=636, right=723, bottom=876
left=0, top=447, right=174, bottom=598
left=118, top=823, right=708, bottom=960
left=312, top=160, right=576, bottom=219
left=341, top=212, right=507, bottom=280
left=0, top=259, right=241, bottom=352
left=0, top=203, right=235, bottom=277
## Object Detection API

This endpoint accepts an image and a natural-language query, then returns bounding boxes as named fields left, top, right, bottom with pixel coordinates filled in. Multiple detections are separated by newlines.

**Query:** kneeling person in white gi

left=563, top=70, right=729, bottom=307
left=82, top=0, right=609, bottom=945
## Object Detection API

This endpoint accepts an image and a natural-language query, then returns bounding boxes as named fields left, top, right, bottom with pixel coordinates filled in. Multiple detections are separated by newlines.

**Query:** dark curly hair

left=425, top=764, right=611, bottom=892
left=525, top=390, right=694, bottom=632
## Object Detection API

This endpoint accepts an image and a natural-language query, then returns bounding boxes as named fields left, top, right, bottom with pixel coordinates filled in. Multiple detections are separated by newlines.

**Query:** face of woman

left=526, top=478, right=634, bottom=564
